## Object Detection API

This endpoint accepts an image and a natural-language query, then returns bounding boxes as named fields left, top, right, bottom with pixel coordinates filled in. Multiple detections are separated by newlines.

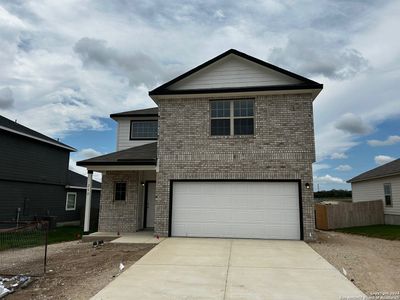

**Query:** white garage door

left=171, top=181, right=301, bottom=240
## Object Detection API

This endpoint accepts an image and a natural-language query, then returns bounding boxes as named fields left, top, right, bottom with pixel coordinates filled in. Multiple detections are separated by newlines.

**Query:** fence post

left=43, top=221, right=49, bottom=274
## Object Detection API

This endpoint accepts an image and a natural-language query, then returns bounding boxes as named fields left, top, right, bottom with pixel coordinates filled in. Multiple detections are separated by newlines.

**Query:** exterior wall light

left=305, top=183, right=310, bottom=189
left=141, top=182, right=145, bottom=187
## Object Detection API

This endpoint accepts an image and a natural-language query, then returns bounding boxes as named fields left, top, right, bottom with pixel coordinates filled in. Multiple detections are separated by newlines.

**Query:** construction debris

left=0, top=275, right=32, bottom=298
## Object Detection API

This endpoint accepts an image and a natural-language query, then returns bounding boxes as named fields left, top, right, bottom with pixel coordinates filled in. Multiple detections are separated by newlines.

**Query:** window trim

left=65, top=192, right=77, bottom=211
left=114, top=181, right=127, bottom=202
left=383, top=183, right=392, bottom=207
left=210, top=99, right=254, bottom=136
left=129, top=119, right=158, bottom=141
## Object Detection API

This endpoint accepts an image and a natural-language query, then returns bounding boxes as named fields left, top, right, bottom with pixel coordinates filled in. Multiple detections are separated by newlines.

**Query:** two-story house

left=78, top=49, right=323, bottom=241
left=0, top=115, right=101, bottom=228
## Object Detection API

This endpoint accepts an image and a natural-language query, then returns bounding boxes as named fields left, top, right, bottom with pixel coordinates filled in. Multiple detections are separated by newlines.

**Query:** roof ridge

left=149, top=49, right=323, bottom=96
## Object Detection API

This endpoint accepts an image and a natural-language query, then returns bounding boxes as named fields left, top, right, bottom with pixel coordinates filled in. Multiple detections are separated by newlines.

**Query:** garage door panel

left=231, top=210, right=268, bottom=223
left=262, top=209, right=300, bottom=224
left=171, top=181, right=300, bottom=240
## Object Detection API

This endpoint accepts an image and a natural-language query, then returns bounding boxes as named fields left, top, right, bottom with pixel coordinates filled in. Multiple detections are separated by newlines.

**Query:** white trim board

left=151, top=88, right=322, bottom=102
left=65, top=185, right=102, bottom=191
left=86, top=165, right=156, bottom=172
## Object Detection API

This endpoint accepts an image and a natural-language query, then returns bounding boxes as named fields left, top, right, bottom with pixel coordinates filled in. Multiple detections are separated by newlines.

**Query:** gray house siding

left=155, top=93, right=316, bottom=240
left=0, top=180, right=66, bottom=222
left=0, top=181, right=101, bottom=224
left=0, top=130, right=101, bottom=226
left=0, top=131, right=70, bottom=185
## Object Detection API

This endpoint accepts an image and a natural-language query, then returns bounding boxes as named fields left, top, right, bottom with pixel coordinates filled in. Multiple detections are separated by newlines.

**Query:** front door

left=145, top=182, right=156, bottom=228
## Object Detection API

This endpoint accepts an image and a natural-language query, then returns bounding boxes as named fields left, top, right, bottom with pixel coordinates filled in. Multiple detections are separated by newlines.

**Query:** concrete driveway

left=92, top=238, right=364, bottom=300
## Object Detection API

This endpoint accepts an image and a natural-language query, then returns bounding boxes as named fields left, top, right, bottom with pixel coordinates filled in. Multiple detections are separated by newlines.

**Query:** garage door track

left=92, top=238, right=364, bottom=300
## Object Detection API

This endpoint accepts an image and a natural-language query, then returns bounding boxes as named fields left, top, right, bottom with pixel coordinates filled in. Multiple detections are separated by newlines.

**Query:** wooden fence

left=315, top=200, right=384, bottom=230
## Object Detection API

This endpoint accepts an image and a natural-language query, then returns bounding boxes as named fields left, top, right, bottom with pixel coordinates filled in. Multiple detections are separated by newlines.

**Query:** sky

left=0, top=0, right=399, bottom=189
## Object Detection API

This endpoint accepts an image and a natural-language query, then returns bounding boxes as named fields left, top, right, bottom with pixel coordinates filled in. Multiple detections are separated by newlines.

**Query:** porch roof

left=76, top=142, right=157, bottom=167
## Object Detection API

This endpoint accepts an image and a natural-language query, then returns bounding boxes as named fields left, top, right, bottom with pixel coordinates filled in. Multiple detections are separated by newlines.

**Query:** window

left=384, top=183, right=392, bottom=206
left=210, top=99, right=254, bottom=136
left=114, top=182, right=127, bottom=201
left=130, top=120, right=158, bottom=139
left=65, top=192, right=77, bottom=211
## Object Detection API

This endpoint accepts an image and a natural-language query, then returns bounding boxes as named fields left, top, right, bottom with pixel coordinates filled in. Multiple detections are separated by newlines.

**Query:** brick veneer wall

left=155, top=93, right=316, bottom=241
left=98, top=171, right=139, bottom=233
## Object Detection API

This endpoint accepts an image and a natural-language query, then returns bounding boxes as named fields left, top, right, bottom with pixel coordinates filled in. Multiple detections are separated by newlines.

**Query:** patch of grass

left=47, top=226, right=83, bottom=244
left=0, top=226, right=83, bottom=251
left=336, top=225, right=400, bottom=240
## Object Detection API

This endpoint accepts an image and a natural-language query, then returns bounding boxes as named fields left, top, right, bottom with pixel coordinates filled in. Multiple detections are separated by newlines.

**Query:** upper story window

left=130, top=120, right=158, bottom=140
left=383, top=183, right=392, bottom=206
left=210, top=99, right=254, bottom=136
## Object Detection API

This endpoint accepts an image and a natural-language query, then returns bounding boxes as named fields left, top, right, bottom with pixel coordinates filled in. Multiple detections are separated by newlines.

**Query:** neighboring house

left=0, top=115, right=101, bottom=227
left=78, top=49, right=323, bottom=241
left=348, top=158, right=400, bottom=225
left=66, top=170, right=102, bottom=227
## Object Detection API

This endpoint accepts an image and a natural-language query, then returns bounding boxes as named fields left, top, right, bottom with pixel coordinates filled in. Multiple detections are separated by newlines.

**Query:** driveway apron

left=92, top=238, right=365, bottom=300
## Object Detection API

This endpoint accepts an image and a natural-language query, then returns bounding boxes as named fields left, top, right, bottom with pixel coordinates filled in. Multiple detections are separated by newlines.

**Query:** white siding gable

left=352, top=174, right=400, bottom=216
left=116, top=118, right=156, bottom=151
left=169, top=54, right=302, bottom=90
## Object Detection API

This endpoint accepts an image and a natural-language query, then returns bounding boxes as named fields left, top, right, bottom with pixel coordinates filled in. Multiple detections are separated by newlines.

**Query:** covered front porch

left=76, top=143, right=158, bottom=235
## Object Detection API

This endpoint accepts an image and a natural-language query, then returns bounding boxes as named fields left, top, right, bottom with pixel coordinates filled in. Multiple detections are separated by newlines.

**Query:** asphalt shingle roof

left=0, top=115, right=75, bottom=151
left=67, top=170, right=101, bottom=188
left=347, top=158, right=400, bottom=183
left=110, top=107, right=158, bottom=118
left=76, top=142, right=157, bottom=166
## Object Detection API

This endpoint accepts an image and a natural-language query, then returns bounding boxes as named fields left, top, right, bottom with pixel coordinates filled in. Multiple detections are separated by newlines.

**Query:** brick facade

left=98, top=171, right=139, bottom=233
left=155, top=93, right=316, bottom=241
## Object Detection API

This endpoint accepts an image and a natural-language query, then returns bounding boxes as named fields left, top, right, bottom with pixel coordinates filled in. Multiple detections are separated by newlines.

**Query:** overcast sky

left=0, top=0, right=399, bottom=188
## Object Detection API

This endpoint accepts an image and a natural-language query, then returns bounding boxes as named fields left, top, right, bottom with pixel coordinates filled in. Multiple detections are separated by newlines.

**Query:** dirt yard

left=309, top=230, right=400, bottom=295
left=2, top=241, right=155, bottom=299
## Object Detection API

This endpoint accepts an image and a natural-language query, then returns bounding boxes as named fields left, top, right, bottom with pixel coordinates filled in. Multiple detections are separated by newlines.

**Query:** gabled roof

left=149, top=49, right=323, bottom=96
left=67, top=170, right=101, bottom=189
left=0, top=115, right=76, bottom=151
left=110, top=107, right=158, bottom=119
left=348, top=158, right=400, bottom=183
left=77, top=142, right=157, bottom=166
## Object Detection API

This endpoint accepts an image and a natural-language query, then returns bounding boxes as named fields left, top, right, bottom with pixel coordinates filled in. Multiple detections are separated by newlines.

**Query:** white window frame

left=65, top=192, right=77, bottom=211
left=210, top=99, right=254, bottom=136
left=383, top=183, right=392, bottom=206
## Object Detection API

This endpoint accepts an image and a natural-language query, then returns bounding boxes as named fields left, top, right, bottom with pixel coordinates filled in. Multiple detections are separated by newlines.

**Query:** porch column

left=84, top=170, right=93, bottom=232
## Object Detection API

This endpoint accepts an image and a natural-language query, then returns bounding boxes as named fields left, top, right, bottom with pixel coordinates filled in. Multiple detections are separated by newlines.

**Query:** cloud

left=330, top=152, right=348, bottom=160
left=69, top=148, right=103, bottom=182
left=78, top=148, right=102, bottom=159
left=269, top=29, right=368, bottom=80
left=374, top=155, right=396, bottom=165
left=0, top=0, right=398, bottom=165
left=74, top=37, right=171, bottom=87
left=313, top=174, right=345, bottom=184
left=368, top=135, right=400, bottom=147
left=334, top=113, right=373, bottom=135
left=214, top=9, right=225, bottom=20
left=313, top=163, right=330, bottom=172
left=0, top=87, right=14, bottom=109
left=335, top=164, right=352, bottom=172
left=68, top=157, right=102, bottom=182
